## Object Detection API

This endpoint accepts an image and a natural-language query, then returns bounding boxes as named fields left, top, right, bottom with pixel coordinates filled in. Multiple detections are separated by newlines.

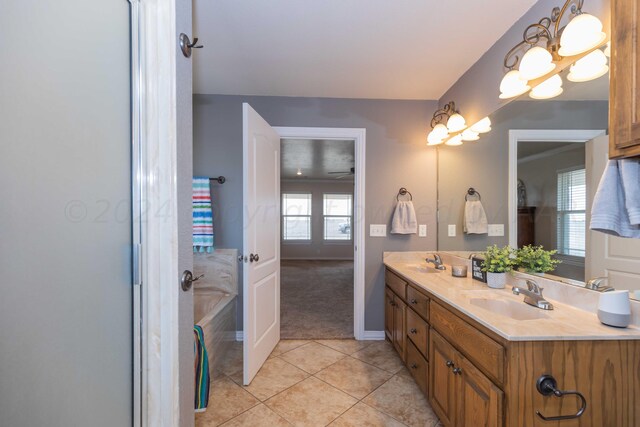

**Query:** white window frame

left=556, top=166, right=586, bottom=257
left=322, top=192, right=353, bottom=241
left=281, top=192, right=312, bottom=242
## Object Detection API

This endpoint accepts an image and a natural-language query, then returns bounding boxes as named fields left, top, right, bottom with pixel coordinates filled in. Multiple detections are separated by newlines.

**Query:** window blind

left=557, top=168, right=586, bottom=257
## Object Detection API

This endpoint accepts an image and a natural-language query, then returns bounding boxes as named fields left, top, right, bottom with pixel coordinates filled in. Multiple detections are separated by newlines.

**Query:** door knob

left=179, top=33, right=203, bottom=58
left=249, top=253, right=260, bottom=262
left=181, top=270, right=203, bottom=291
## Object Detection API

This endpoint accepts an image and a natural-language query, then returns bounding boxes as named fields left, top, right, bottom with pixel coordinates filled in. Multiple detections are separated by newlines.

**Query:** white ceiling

left=193, top=0, right=539, bottom=100
left=281, top=139, right=354, bottom=180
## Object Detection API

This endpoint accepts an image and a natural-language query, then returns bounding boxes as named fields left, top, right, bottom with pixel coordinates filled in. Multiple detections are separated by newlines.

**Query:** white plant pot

left=487, top=272, right=507, bottom=289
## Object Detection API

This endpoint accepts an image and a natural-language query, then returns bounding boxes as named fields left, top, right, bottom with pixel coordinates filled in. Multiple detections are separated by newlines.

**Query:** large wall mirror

left=437, top=48, right=640, bottom=301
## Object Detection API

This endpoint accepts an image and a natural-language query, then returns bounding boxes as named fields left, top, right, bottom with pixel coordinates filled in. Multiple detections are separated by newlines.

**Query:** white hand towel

left=590, top=159, right=640, bottom=238
left=464, top=200, right=488, bottom=234
left=391, top=200, right=417, bottom=234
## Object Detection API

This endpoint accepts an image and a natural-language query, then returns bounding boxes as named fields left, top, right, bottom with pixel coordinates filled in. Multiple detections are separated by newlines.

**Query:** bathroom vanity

left=383, top=252, right=640, bottom=427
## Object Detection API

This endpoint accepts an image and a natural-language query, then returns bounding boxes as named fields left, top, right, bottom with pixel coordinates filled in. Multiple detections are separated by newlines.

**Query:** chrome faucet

left=425, top=254, right=446, bottom=271
left=585, top=277, right=615, bottom=292
left=512, top=279, right=554, bottom=310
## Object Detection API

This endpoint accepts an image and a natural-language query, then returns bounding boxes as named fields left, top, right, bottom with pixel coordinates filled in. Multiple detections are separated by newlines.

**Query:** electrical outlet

left=488, top=224, right=505, bottom=236
left=419, top=224, right=427, bottom=237
left=369, top=224, right=387, bottom=237
left=448, top=224, right=456, bottom=237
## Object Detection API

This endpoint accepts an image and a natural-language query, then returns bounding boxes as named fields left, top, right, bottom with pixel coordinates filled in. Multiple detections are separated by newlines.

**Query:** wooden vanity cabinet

left=609, top=0, right=640, bottom=158
left=385, top=270, right=407, bottom=362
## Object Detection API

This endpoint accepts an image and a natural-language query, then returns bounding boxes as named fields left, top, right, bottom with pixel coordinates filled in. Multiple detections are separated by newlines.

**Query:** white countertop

left=383, top=252, right=640, bottom=341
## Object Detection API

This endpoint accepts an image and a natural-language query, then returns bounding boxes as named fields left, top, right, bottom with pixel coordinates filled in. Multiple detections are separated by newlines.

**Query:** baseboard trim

left=362, top=330, right=385, bottom=340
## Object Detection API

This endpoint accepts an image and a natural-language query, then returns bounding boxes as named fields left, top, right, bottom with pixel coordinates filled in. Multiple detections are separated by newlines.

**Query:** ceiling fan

left=328, top=167, right=355, bottom=179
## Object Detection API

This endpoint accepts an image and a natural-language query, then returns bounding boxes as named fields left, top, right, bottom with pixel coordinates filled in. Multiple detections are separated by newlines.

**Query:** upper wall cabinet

left=610, top=0, right=640, bottom=158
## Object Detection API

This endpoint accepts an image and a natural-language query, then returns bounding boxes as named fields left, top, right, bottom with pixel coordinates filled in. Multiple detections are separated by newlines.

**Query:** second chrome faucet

left=425, top=254, right=447, bottom=271
left=512, top=279, right=554, bottom=310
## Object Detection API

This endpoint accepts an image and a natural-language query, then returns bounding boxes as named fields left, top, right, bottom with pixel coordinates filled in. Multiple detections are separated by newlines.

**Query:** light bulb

left=432, top=123, right=449, bottom=139
left=427, top=131, right=444, bottom=146
left=445, top=135, right=463, bottom=146
left=296, top=168, right=302, bottom=176
left=529, top=74, right=563, bottom=99
left=519, top=46, right=556, bottom=80
left=470, top=117, right=492, bottom=133
left=446, top=113, right=466, bottom=133
left=461, top=129, right=480, bottom=141
left=558, top=13, right=606, bottom=57
left=567, top=49, right=609, bottom=82
left=499, top=69, right=531, bottom=99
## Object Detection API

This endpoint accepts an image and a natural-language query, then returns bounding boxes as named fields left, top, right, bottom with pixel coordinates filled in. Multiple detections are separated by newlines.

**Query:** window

left=557, top=168, right=586, bottom=257
left=282, top=193, right=312, bottom=240
left=323, top=193, right=353, bottom=240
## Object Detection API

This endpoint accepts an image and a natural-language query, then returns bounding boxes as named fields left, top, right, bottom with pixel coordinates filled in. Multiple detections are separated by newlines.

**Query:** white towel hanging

left=391, top=201, right=418, bottom=234
left=464, top=199, right=488, bottom=234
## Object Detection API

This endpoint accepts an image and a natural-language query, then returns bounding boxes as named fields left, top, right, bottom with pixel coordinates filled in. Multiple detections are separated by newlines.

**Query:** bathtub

left=194, top=249, right=238, bottom=382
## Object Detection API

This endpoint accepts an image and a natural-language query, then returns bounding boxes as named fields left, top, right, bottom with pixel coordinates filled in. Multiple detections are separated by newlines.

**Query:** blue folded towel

left=194, top=325, right=210, bottom=412
left=193, top=177, right=214, bottom=253
left=590, top=159, right=640, bottom=238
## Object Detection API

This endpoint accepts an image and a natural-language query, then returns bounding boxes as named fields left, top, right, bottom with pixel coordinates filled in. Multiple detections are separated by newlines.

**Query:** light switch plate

left=419, top=224, right=427, bottom=237
left=488, top=224, right=505, bottom=236
left=370, top=224, right=387, bottom=237
left=448, top=224, right=456, bottom=237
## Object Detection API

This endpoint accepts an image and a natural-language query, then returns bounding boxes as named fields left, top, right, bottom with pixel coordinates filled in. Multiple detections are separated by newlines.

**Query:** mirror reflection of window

left=557, top=167, right=586, bottom=257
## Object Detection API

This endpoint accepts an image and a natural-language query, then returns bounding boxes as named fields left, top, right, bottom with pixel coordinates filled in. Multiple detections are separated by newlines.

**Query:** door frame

left=274, top=126, right=367, bottom=340
left=508, top=129, right=605, bottom=250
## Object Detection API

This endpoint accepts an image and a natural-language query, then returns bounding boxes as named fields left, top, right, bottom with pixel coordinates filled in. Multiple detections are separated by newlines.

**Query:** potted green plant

left=516, top=245, right=561, bottom=274
left=481, top=245, right=516, bottom=289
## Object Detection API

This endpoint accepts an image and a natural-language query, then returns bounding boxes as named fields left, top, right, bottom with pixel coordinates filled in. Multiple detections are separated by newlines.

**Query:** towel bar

left=209, top=176, right=226, bottom=184
left=397, top=187, right=413, bottom=201
left=465, top=187, right=481, bottom=201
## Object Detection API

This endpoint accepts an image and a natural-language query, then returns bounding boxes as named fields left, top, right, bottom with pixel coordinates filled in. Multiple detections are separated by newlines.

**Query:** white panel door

left=242, top=103, right=281, bottom=385
left=586, top=135, right=640, bottom=297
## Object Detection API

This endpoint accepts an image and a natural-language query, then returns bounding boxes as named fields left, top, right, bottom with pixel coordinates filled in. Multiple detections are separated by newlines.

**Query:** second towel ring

left=397, top=187, right=413, bottom=201
left=465, top=187, right=481, bottom=201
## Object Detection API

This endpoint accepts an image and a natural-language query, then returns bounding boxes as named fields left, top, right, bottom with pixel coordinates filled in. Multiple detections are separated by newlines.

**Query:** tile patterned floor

left=196, top=339, right=442, bottom=427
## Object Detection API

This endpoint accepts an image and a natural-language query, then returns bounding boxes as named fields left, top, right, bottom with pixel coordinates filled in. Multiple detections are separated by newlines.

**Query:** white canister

left=486, top=272, right=507, bottom=289
left=598, top=290, right=631, bottom=328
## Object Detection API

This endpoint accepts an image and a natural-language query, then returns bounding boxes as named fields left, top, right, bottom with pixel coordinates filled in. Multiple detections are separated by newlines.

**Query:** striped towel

left=194, top=325, right=210, bottom=412
left=193, top=177, right=214, bottom=253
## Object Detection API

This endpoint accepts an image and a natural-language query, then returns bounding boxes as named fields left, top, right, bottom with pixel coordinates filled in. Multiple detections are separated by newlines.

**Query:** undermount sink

left=469, top=297, right=550, bottom=321
left=405, top=264, right=442, bottom=274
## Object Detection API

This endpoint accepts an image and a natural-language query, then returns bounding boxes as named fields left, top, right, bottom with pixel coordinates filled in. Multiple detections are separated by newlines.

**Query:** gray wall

left=281, top=180, right=354, bottom=260
left=438, top=100, right=608, bottom=252
left=0, top=1, right=132, bottom=425
left=438, top=0, right=610, bottom=124
left=193, top=95, right=438, bottom=330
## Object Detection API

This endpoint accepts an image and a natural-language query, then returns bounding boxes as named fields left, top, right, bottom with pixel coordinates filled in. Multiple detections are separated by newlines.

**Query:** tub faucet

left=425, top=254, right=446, bottom=271
left=512, top=279, right=554, bottom=310
left=585, top=277, right=615, bottom=292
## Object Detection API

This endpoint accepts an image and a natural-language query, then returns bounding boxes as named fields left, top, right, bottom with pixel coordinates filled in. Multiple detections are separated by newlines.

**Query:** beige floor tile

left=220, top=342, right=243, bottom=377
left=270, top=340, right=311, bottom=357
left=279, top=342, right=346, bottom=374
left=394, top=366, right=415, bottom=382
left=351, top=341, right=404, bottom=373
left=229, top=357, right=309, bottom=401
left=219, top=404, right=292, bottom=427
left=329, top=402, right=406, bottom=427
left=266, top=377, right=358, bottom=427
left=315, top=339, right=373, bottom=355
left=362, top=375, right=440, bottom=427
left=315, top=357, right=393, bottom=399
left=195, top=377, right=259, bottom=427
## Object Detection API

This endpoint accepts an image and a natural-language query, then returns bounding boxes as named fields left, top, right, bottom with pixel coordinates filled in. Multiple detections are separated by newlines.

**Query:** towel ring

left=465, top=187, right=481, bottom=201
left=397, top=187, right=413, bottom=201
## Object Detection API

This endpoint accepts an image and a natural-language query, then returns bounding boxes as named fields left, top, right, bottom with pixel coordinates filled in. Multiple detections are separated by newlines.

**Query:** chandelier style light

left=499, top=0, right=608, bottom=100
left=426, top=101, right=491, bottom=147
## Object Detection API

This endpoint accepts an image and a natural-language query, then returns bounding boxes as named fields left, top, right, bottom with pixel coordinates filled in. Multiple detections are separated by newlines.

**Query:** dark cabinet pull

left=410, top=328, right=417, bottom=334
left=535, top=375, right=587, bottom=421
left=410, top=363, right=418, bottom=369
left=410, top=298, right=418, bottom=304
left=446, top=360, right=454, bottom=368
left=452, top=367, right=462, bottom=375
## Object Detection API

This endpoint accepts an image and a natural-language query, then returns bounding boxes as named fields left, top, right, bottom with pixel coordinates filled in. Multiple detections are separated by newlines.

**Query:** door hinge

left=133, top=243, right=142, bottom=286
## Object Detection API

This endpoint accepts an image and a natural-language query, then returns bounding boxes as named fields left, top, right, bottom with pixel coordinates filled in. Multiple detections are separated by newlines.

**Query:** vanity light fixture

left=445, top=134, right=464, bottom=146
left=426, top=101, right=491, bottom=147
left=470, top=117, right=492, bottom=134
left=461, top=129, right=480, bottom=141
left=499, top=0, right=608, bottom=100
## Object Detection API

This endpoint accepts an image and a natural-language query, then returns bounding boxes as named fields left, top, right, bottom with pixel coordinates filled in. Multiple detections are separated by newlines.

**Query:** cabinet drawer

left=385, top=269, right=407, bottom=301
left=406, top=340, right=428, bottom=397
left=407, top=285, right=429, bottom=320
left=406, top=307, right=428, bottom=358
left=431, top=302, right=504, bottom=385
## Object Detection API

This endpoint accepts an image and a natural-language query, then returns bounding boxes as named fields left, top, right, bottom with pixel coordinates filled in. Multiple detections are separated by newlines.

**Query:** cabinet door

left=455, top=355, right=503, bottom=427
left=610, top=0, right=640, bottom=158
left=392, top=298, right=407, bottom=362
left=430, top=331, right=457, bottom=426
left=384, top=287, right=394, bottom=341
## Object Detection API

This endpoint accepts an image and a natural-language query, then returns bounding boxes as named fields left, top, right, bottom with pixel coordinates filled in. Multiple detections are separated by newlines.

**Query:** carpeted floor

left=280, top=260, right=354, bottom=339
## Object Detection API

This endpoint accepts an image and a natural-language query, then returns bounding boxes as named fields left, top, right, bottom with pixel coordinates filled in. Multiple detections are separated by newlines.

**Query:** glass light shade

left=470, top=117, right=492, bottom=133
left=432, top=123, right=449, bottom=139
left=499, top=69, right=531, bottom=99
left=519, top=46, right=556, bottom=80
left=558, top=13, right=607, bottom=57
left=446, top=113, right=466, bottom=132
left=461, top=129, right=480, bottom=141
left=427, top=131, right=444, bottom=146
left=604, top=42, right=610, bottom=57
left=445, top=134, right=463, bottom=146
left=529, top=74, right=563, bottom=99
left=567, top=49, right=609, bottom=82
